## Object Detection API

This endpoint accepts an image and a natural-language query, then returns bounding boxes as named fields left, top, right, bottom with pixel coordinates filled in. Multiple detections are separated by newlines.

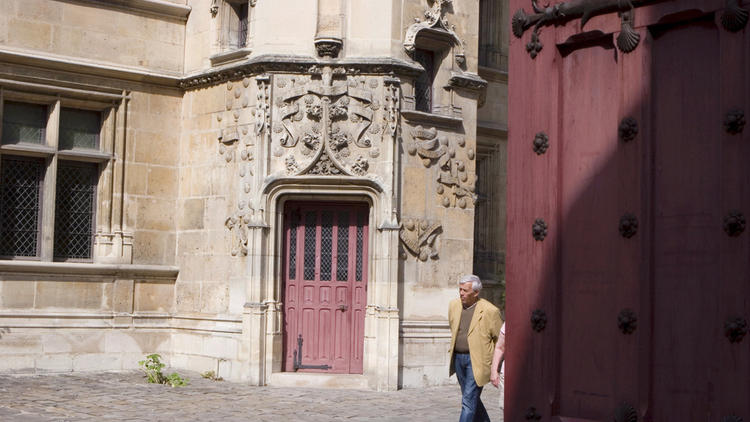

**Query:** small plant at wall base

left=201, top=370, right=223, bottom=381
left=138, top=354, right=189, bottom=387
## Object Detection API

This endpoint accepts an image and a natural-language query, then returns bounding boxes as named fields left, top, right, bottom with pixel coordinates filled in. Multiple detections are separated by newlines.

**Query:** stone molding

left=399, top=320, right=451, bottom=339
left=58, top=0, right=192, bottom=21
left=0, top=261, right=179, bottom=280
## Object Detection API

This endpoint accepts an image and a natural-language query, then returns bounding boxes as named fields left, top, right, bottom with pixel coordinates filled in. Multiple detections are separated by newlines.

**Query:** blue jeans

left=454, top=353, right=491, bottom=422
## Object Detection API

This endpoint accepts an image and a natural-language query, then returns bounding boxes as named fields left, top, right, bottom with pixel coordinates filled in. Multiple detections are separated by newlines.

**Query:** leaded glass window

left=336, top=212, right=349, bottom=281
left=304, top=211, right=317, bottom=280
left=289, top=216, right=298, bottom=279
left=59, top=108, right=100, bottom=150
left=320, top=211, right=333, bottom=281
left=2, top=101, right=46, bottom=145
left=356, top=213, right=364, bottom=282
left=0, top=156, right=44, bottom=257
left=53, top=162, right=97, bottom=260
left=414, top=49, right=434, bottom=113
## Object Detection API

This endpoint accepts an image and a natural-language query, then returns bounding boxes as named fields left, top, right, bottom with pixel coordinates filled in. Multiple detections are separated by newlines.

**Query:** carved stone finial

left=724, top=108, right=746, bottom=134
left=725, top=316, right=748, bottom=343
left=533, top=132, right=549, bottom=155
left=723, top=211, right=746, bottom=237
left=614, top=402, right=638, bottom=422
left=618, top=309, right=637, bottom=334
left=531, top=309, right=547, bottom=332
left=315, top=38, right=343, bottom=59
left=721, top=0, right=749, bottom=32
left=619, top=117, right=638, bottom=142
left=619, top=213, right=638, bottom=239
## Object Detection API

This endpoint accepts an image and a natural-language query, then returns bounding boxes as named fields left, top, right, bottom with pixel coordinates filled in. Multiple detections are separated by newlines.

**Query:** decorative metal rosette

left=531, top=309, right=547, bottom=333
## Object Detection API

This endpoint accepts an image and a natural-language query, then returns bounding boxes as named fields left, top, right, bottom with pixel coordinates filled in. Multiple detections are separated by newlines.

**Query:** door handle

left=338, top=304, right=348, bottom=311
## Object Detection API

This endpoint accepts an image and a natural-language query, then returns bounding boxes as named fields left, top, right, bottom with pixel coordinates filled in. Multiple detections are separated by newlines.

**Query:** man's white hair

left=458, top=274, right=482, bottom=292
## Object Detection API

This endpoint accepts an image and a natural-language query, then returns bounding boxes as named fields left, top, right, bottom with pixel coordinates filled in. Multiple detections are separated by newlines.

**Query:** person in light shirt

left=490, top=322, right=506, bottom=421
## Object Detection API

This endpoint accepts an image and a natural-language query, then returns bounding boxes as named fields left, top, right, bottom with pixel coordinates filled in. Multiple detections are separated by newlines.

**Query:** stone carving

left=614, top=403, right=638, bottom=422
left=272, top=67, right=384, bottom=176
left=210, top=0, right=218, bottom=17
left=315, top=38, right=343, bottom=58
left=618, top=309, right=637, bottom=334
left=225, top=209, right=249, bottom=256
left=616, top=9, right=640, bottom=53
left=407, top=126, right=477, bottom=208
left=619, top=213, right=638, bottom=238
left=399, top=218, right=442, bottom=261
left=531, top=309, right=547, bottom=332
left=721, top=0, right=749, bottom=32
left=724, top=108, right=745, bottom=134
left=255, top=75, right=271, bottom=138
left=619, top=117, right=638, bottom=142
left=384, top=76, right=401, bottom=138
left=532, top=218, right=547, bottom=241
left=725, top=316, right=748, bottom=343
left=404, top=0, right=467, bottom=66
left=525, top=406, right=542, bottom=420
left=723, top=211, right=745, bottom=237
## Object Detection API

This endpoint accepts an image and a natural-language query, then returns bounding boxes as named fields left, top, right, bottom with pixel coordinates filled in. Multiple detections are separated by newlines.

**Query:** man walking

left=448, top=274, right=503, bottom=422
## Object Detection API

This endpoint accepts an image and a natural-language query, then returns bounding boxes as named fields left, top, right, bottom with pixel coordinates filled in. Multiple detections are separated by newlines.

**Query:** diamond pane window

left=238, top=2, right=249, bottom=48
left=289, top=217, right=298, bottom=279
left=0, top=156, right=44, bottom=257
left=336, top=212, right=349, bottom=281
left=320, top=211, right=333, bottom=281
left=59, top=108, right=100, bottom=150
left=414, top=49, right=434, bottom=113
left=356, top=213, right=364, bottom=281
left=53, top=161, right=97, bottom=260
left=2, top=101, right=46, bottom=145
left=304, top=211, right=317, bottom=280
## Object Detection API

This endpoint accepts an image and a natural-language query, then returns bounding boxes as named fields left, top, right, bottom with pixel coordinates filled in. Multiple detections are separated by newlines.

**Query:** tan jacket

left=448, top=298, right=502, bottom=387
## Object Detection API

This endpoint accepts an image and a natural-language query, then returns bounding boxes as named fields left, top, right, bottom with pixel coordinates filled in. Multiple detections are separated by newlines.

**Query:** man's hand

left=490, top=371, right=499, bottom=388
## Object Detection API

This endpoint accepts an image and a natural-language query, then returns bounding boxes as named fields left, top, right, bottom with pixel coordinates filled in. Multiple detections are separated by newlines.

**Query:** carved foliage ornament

left=724, top=108, right=746, bottom=134
left=614, top=403, right=638, bottom=422
left=725, top=316, right=748, bottom=343
left=399, top=218, right=442, bottom=261
left=618, top=309, right=637, bottom=334
left=408, top=126, right=477, bottom=209
left=531, top=309, right=547, bottom=332
left=272, top=66, right=384, bottom=177
left=721, top=0, right=749, bottom=32
left=724, top=211, right=746, bottom=237
left=513, top=0, right=649, bottom=59
left=404, top=0, right=467, bottom=66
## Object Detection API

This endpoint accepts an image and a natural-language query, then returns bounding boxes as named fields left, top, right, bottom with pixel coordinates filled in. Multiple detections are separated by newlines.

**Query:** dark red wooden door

left=283, top=202, right=368, bottom=374
left=507, top=1, right=749, bottom=421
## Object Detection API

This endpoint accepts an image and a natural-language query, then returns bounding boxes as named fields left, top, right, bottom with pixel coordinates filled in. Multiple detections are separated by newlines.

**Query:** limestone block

left=73, top=353, right=122, bottom=372
left=135, top=198, right=175, bottom=231
left=199, top=282, right=229, bottom=314
left=41, top=334, right=73, bottom=354
left=7, top=18, right=51, bottom=50
left=175, top=281, right=201, bottom=313
left=134, top=281, right=175, bottom=313
left=172, top=332, right=203, bottom=353
left=0, top=334, right=42, bottom=354
left=402, top=166, right=428, bottom=216
left=113, top=279, right=134, bottom=313
left=0, top=280, right=35, bottom=308
left=177, top=231, right=208, bottom=257
left=68, top=332, right=106, bottom=353
left=179, top=167, right=192, bottom=197
left=147, top=166, right=178, bottom=198
left=35, top=281, right=111, bottom=311
left=178, top=198, right=205, bottom=230
left=132, top=230, right=169, bottom=264
left=15, top=0, right=63, bottom=22
left=204, top=197, right=228, bottom=229
left=202, top=335, right=238, bottom=360
left=133, top=130, right=180, bottom=166
left=0, top=355, right=35, bottom=373
left=36, top=355, right=73, bottom=372
left=104, top=330, right=170, bottom=355
left=125, top=163, right=148, bottom=195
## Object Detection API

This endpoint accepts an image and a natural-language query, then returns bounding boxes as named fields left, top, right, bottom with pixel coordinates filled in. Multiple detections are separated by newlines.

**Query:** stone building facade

left=0, top=0, right=507, bottom=390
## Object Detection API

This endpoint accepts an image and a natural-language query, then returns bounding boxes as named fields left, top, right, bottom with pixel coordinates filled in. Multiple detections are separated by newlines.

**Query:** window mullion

left=39, top=99, right=60, bottom=261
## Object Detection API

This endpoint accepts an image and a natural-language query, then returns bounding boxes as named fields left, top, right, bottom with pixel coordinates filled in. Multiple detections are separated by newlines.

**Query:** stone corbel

left=403, top=0, right=466, bottom=67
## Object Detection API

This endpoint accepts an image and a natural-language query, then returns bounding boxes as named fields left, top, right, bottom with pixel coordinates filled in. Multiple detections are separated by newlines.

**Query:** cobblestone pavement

left=0, top=371, right=501, bottom=422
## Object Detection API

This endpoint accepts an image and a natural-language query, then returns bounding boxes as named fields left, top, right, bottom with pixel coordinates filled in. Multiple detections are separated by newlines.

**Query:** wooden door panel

left=508, top=0, right=749, bottom=420
left=282, top=202, right=368, bottom=374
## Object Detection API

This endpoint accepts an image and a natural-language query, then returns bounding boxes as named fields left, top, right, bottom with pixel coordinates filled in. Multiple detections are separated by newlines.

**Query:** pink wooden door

left=507, top=1, right=749, bottom=420
left=283, top=202, right=368, bottom=374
